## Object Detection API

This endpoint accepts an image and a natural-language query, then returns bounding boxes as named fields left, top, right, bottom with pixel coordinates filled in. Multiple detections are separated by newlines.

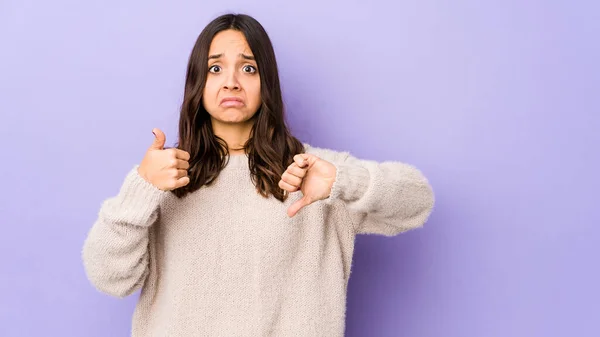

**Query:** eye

left=208, top=65, right=221, bottom=73
left=243, top=65, right=257, bottom=74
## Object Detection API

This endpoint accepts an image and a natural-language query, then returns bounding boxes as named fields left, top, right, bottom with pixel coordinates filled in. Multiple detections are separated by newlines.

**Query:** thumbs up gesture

left=137, top=128, right=191, bottom=191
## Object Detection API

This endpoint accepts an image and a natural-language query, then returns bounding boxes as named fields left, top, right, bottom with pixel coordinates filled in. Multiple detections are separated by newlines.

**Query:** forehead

left=209, top=29, right=253, bottom=55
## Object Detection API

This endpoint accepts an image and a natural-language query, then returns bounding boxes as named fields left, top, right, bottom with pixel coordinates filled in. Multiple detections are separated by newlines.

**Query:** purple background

left=1, top=0, right=599, bottom=336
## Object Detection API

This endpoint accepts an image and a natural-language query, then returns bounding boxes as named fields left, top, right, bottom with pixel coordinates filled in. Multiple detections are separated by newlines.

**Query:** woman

left=82, top=13, right=434, bottom=337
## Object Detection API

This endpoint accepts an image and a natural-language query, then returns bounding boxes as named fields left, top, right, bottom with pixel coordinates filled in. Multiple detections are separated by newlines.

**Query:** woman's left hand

left=279, top=154, right=337, bottom=217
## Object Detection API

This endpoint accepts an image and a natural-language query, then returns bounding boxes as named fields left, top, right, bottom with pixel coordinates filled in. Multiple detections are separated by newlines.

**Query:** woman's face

left=202, top=29, right=261, bottom=125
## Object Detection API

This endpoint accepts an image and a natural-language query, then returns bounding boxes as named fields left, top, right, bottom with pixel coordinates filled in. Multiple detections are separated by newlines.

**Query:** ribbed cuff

left=325, top=162, right=370, bottom=204
left=113, top=166, right=168, bottom=226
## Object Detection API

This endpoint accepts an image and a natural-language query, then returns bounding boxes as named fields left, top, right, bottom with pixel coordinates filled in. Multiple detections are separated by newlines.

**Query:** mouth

left=220, top=97, right=245, bottom=108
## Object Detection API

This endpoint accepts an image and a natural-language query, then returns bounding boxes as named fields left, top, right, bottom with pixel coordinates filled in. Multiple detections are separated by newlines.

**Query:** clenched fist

left=137, top=128, right=191, bottom=191
left=279, top=154, right=337, bottom=217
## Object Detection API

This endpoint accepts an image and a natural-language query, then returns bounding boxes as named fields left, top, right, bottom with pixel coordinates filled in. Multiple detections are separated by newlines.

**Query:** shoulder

left=302, top=143, right=352, bottom=163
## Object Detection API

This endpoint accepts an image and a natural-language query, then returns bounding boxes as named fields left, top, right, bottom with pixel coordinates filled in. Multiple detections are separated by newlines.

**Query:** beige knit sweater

left=82, top=144, right=434, bottom=337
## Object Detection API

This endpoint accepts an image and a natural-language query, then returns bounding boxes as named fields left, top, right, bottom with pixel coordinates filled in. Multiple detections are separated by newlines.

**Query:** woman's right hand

left=137, top=128, right=191, bottom=191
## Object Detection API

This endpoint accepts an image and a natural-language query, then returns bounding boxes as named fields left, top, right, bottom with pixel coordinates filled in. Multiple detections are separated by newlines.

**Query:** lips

left=220, top=97, right=245, bottom=108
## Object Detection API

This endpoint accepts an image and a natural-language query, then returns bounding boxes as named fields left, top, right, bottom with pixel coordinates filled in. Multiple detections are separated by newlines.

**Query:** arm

left=325, top=153, right=434, bottom=236
left=82, top=166, right=167, bottom=298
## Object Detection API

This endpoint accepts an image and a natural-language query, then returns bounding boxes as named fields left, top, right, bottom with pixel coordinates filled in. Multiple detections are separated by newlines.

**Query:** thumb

left=150, top=128, right=166, bottom=150
left=287, top=195, right=311, bottom=218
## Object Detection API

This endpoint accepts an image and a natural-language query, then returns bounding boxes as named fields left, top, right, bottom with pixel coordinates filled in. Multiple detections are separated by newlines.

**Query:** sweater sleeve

left=324, top=153, right=434, bottom=236
left=82, top=165, right=168, bottom=298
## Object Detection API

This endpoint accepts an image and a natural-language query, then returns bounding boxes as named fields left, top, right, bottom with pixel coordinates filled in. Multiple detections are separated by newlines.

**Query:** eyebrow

left=208, top=53, right=255, bottom=60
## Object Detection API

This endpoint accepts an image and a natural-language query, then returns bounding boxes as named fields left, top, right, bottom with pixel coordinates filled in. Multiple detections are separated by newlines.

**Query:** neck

left=211, top=118, right=254, bottom=155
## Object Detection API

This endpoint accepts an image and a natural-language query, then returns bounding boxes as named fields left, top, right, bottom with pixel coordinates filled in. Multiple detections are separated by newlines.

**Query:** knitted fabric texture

left=82, top=144, right=434, bottom=337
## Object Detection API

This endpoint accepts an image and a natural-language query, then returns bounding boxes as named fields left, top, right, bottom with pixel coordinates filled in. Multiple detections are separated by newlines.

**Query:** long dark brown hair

left=172, top=13, right=305, bottom=201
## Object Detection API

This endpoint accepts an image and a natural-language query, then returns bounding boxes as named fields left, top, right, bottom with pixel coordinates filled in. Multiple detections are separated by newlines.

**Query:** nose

left=223, top=70, right=240, bottom=91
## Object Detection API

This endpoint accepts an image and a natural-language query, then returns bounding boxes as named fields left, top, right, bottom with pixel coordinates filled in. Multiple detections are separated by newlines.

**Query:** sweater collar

left=224, top=153, right=249, bottom=169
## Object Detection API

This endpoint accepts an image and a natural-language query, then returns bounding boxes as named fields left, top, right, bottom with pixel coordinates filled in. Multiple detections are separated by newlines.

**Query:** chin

left=215, top=110, right=256, bottom=124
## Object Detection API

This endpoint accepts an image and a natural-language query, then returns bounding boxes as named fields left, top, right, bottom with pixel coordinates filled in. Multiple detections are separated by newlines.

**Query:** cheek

left=203, top=78, right=218, bottom=99
left=247, top=78, right=262, bottom=105
left=202, top=83, right=218, bottom=114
